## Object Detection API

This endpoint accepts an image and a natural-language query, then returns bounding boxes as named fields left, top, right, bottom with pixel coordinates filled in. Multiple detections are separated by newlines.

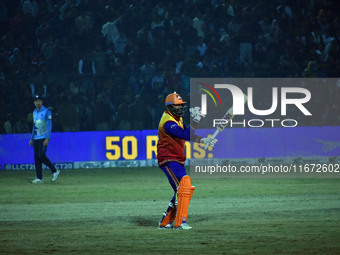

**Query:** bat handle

left=204, top=130, right=219, bottom=149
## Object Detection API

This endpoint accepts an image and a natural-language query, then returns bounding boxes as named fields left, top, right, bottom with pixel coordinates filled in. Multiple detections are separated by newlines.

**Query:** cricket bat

left=205, top=94, right=248, bottom=149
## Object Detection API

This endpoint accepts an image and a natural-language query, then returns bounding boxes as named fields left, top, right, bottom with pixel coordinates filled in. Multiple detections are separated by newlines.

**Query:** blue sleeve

left=164, top=121, right=201, bottom=142
left=31, top=126, right=35, bottom=140
left=31, top=111, right=35, bottom=139
left=46, top=109, right=53, bottom=139
left=164, top=121, right=190, bottom=140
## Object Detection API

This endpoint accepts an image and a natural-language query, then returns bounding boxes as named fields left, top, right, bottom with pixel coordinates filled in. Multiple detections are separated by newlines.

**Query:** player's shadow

left=132, top=216, right=156, bottom=227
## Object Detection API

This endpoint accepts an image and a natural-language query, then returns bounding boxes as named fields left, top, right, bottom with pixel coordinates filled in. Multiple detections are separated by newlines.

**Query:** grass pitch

left=0, top=167, right=339, bottom=255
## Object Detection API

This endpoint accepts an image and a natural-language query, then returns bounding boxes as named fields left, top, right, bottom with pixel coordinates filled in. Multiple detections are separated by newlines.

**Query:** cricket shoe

left=31, top=178, right=43, bottom=184
left=174, top=222, right=192, bottom=230
left=158, top=203, right=176, bottom=229
left=51, top=170, right=60, bottom=182
left=158, top=221, right=172, bottom=229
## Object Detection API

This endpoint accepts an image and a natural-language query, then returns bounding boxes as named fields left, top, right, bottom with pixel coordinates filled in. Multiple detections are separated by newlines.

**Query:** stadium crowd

left=0, top=0, right=339, bottom=133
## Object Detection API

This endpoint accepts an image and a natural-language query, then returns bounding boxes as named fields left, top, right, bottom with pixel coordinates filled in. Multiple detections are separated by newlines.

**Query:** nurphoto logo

left=199, top=83, right=312, bottom=128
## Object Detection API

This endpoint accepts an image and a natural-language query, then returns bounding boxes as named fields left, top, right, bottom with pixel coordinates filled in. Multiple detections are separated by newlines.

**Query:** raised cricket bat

left=205, top=94, right=248, bottom=149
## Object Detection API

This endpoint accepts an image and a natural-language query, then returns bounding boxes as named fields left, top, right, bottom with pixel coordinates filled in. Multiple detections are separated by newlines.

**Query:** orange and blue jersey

left=157, top=111, right=200, bottom=166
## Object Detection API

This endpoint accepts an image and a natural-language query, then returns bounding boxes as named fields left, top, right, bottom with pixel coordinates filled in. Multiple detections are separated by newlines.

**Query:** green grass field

left=0, top=167, right=339, bottom=255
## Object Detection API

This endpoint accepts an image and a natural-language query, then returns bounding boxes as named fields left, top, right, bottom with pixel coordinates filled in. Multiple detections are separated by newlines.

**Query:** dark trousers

left=33, top=139, right=56, bottom=179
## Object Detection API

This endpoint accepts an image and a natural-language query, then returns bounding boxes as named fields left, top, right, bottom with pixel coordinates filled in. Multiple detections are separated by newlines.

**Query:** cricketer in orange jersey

left=157, top=92, right=217, bottom=230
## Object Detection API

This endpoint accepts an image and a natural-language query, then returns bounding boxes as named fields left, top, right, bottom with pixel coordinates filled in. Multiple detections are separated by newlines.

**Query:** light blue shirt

left=31, top=106, right=52, bottom=140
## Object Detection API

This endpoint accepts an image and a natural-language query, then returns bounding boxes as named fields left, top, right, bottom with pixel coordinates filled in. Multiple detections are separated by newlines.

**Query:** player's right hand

left=201, top=137, right=218, bottom=149
left=189, top=107, right=205, bottom=123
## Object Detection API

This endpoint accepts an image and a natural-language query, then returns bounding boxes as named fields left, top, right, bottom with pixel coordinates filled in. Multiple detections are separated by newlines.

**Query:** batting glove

left=189, top=107, right=205, bottom=123
left=200, top=137, right=218, bottom=148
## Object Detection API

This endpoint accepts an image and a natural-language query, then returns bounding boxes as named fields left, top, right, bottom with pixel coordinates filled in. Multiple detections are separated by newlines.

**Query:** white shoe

left=158, top=221, right=172, bottom=229
left=31, top=178, right=43, bottom=184
left=51, top=170, right=60, bottom=182
left=174, top=222, right=192, bottom=230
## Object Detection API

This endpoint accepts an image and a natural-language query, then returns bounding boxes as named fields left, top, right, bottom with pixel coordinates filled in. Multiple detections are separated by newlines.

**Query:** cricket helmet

left=165, top=92, right=187, bottom=117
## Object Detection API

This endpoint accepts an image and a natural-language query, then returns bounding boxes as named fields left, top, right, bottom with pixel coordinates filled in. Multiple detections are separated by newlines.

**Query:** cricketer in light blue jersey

left=29, top=94, right=60, bottom=183
left=31, top=105, right=52, bottom=140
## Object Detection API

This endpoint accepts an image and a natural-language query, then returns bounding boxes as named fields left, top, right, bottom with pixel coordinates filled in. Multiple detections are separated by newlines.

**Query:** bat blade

left=215, top=94, right=248, bottom=132
left=204, top=94, right=248, bottom=149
